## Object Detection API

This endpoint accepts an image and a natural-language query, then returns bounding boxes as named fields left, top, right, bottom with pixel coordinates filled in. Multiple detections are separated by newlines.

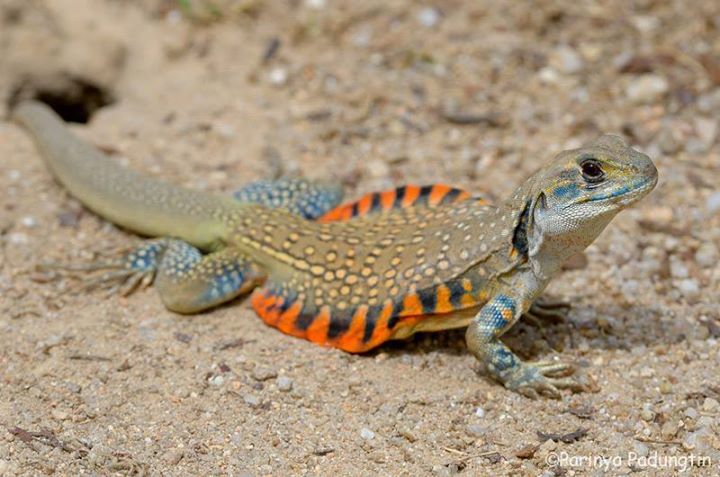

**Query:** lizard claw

left=526, top=298, right=570, bottom=324
left=36, top=244, right=158, bottom=297
left=501, top=360, right=583, bottom=399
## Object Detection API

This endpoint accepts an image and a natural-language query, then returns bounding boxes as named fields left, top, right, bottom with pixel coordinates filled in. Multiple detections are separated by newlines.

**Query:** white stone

left=552, top=46, right=584, bottom=74
left=268, top=68, right=288, bottom=86
left=625, top=74, right=669, bottom=104
left=677, top=279, right=700, bottom=298
left=417, top=8, right=440, bottom=27
left=706, top=192, right=720, bottom=214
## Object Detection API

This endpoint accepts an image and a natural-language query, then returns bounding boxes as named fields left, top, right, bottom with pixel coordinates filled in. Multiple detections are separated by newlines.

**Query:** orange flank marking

left=251, top=290, right=282, bottom=327
left=434, top=284, right=453, bottom=313
left=306, top=306, right=331, bottom=344
left=277, top=301, right=302, bottom=335
left=338, top=305, right=368, bottom=352
left=379, top=190, right=396, bottom=211
left=460, top=293, right=477, bottom=308
left=357, top=194, right=374, bottom=215
left=401, top=293, right=423, bottom=316
left=457, top=190, right=472, bottom=202
left=317, top=206, right=348, bottom=222
left=401, top=185, right=421, bottom=207
left=428, top=184, right=452, bottom=205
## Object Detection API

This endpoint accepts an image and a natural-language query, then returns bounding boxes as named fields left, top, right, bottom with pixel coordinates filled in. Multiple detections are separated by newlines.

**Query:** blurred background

left=1, top=1, right=719, bottom=475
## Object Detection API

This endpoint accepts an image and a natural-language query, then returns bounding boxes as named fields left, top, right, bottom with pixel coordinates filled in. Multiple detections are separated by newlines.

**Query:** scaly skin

left=13, top=101, right=658, bottom=397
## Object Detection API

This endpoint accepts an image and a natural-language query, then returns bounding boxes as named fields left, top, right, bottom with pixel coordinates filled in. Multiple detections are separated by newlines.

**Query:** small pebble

left=684, top=407, right=699, bottom=420
left=21, top=216, right=37, bottom=228
left=669, top=258, right=689, bottom=279
left=252, top=367, right=278, bottom=381
left=659, top=380, right=674, bottom=394
left=417, top=7, right=441, bottom=28
left=276, top=376, right=293, bottom=392
left=367, top=159, right=390, bottom=178
left=213, top=122, right=235, bottom=139
left=538, top=67, right=559, bottom=84
left=475, top=407, right=485, bottom=418
left=677, top=279, right=700, bottom=298
left=706, top=192, right=720, bottom=214
left=655, top=127, right=682, bottom=154
left=695, top=117, right=718, bottom=146
left=702, top=397, right=719, bottom=412
left=660, top=420, right=679, bottom=439
left=51, top=409, right=69, bottom=420
left=552, top=45, right=584, bottom=74
left=304, top=0, right=325, bottom=9
left=360, top=427, right=375, bottom=440
left=640, top=409, right=655, bottom=421
left=269, top=67, right=288, bottom=86
left=633, top=440, right=649, bottom=457
left=209, top=375, right=224, bottom=386
left=631, top=15, right=660, bottom=33
left=625, top=74, right=669, bottom=104
left=644, top=206, right=673, bottom=224
left=352, top=27, right=373, bottom=48
left=243, top=394, right=260, bottom=407
left=163, top=449, right=184, bottom=465
left=685, top=137, right=710, bottom=155
left=695, top=243, right=718, bottom=268
left=466, top=424, right=487, bottom=437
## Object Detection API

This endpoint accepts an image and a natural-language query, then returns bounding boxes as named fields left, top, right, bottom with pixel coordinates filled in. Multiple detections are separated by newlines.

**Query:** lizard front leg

left=466, top=292, right=581, bottom=398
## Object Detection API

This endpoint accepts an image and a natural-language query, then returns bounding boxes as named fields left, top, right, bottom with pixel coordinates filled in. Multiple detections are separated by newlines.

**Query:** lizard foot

left=38, top=240, right=164, bottom=297
left=526, top=298, right=570, bottom=324
left=500, top=360, right=583, bottom=399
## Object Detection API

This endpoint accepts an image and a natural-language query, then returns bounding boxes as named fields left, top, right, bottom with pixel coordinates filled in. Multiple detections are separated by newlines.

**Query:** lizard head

left=516, top=134, right=657, bottom=270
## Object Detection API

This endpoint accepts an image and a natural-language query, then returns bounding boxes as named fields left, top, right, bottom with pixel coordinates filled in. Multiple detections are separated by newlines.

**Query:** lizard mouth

left=583, top=175, right=658, bottom=206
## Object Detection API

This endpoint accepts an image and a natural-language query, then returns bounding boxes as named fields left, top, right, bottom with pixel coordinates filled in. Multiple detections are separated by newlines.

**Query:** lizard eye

left=580, top=159, right=604, bottom=183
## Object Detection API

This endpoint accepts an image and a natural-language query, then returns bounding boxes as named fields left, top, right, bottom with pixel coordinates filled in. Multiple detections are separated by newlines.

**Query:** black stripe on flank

left=362, top=305, right=382, bottom=343
left=370, top=193, right=381, bottom=213
left=386, top=300, right=405, bottom=331
left=418, top=286, right=437, bottom=314
left=444, top=188, right=462, bottom=204
left=394, top=186, right=407, bottom=208
left=418, top=185, right=434, bottom=205
left=327, top=308, right=352, bottom=339
left=294, top=311, right=314, bottom=331
left=350, top=201, right=360, bottom=218
left=447, top=279, right=466, bottom=308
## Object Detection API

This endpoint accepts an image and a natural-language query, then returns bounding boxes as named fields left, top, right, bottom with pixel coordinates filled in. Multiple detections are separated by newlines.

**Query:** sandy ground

left=1, top=0, right=719, bottom=475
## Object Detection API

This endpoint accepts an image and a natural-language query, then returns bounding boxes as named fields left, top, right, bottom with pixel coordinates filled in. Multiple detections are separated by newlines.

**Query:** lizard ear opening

left=511, top=200, right=531, bottom=257
left=527, top=191, right=548, bottom=258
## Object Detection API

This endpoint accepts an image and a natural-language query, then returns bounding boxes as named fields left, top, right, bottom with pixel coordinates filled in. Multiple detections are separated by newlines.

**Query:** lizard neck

left=528, top=210, right=616, bottom=281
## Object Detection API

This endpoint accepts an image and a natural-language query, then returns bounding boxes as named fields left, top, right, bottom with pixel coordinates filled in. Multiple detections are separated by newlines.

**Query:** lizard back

left=234, top=199, right=525, bottom=352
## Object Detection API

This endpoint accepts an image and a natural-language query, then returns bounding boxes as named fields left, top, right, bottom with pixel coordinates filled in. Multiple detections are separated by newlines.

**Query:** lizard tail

left=13, top=101, right=234, bottom=250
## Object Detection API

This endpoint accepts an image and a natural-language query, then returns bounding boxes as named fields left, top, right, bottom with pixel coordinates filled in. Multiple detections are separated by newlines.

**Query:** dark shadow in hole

left=8, top=75, right=115, bottom=124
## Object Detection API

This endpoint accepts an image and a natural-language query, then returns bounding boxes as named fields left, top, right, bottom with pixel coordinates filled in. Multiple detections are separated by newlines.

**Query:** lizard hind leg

left=42, top=238, right=266, bottom=312
left=233, top=178, right=344, bottom=220
left=155, top=241, right=265, bottom=313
